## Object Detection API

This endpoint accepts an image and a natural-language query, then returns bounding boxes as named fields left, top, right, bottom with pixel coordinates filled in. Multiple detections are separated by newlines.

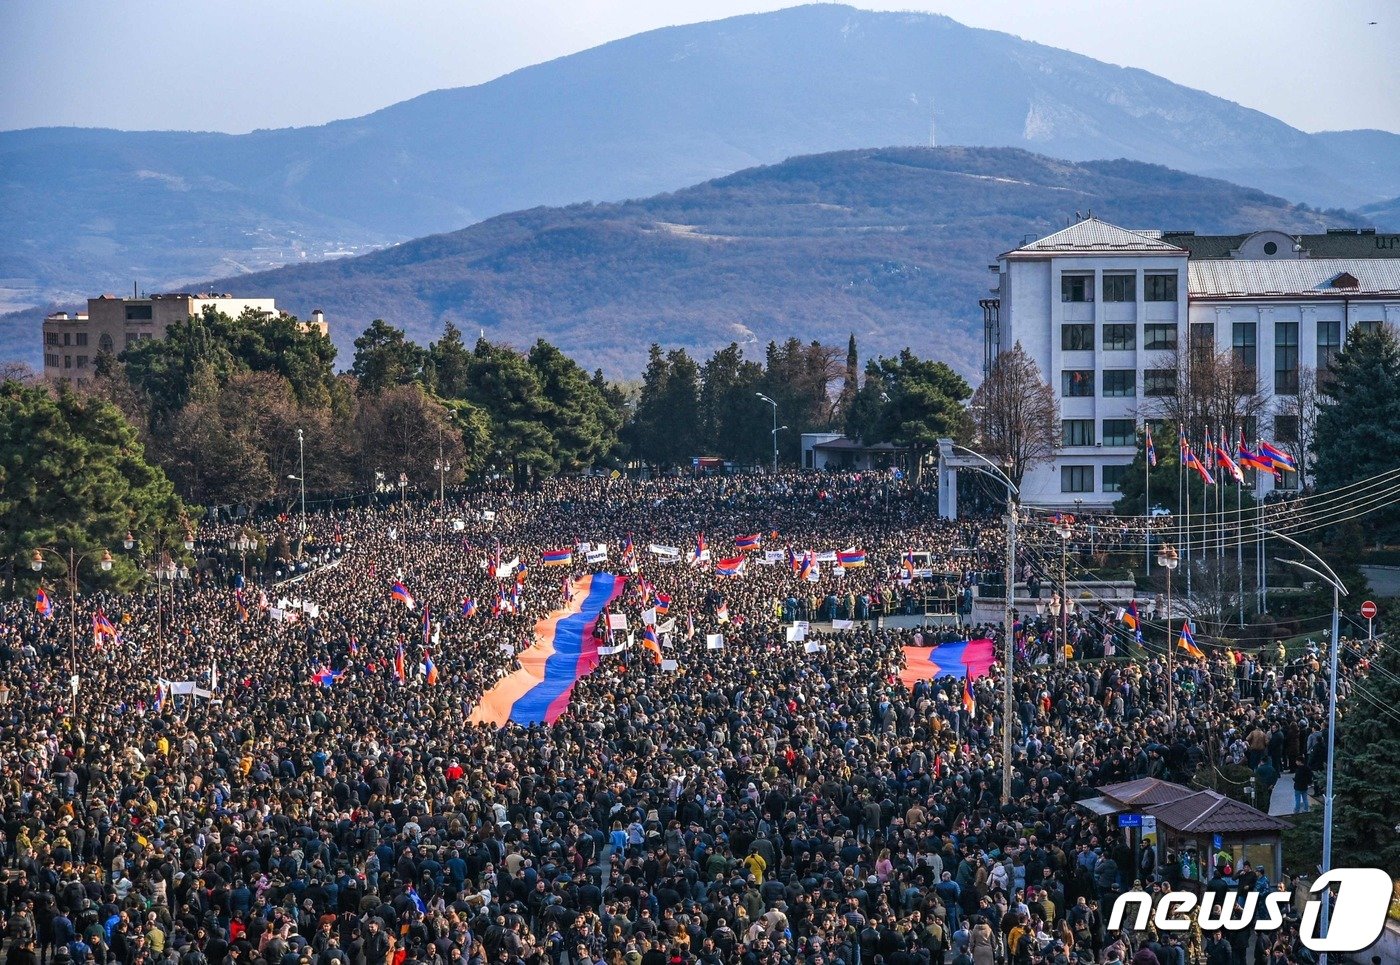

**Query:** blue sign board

left=1118, top=814, right=1143, bottom=828
left=1213, top=834, right=1223, bottom=849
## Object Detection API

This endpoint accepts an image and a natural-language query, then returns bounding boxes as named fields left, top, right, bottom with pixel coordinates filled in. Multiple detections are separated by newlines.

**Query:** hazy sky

left=2, top=0, right=1395, bottom=135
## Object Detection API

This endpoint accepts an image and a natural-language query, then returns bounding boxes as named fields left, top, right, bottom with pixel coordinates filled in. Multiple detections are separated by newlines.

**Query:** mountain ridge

left=2, top=4, right=1396, bottom=315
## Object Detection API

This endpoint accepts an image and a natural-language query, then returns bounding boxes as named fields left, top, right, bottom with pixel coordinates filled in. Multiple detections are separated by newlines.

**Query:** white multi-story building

left=986, top=219, right=1400, bottom=509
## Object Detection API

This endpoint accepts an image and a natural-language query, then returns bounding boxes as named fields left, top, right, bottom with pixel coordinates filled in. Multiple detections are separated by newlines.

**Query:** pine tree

left=1314, top=324, right=1400, bottom=543
left=1330, top=618, right=1400, bottom=874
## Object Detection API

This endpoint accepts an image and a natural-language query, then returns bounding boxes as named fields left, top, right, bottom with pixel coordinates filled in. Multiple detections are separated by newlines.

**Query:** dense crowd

left=0, top=472, right=1376, bottom=965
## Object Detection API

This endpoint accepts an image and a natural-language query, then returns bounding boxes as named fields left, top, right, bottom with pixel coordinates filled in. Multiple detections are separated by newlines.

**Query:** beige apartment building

left=42, top=292, right=328, bottom=384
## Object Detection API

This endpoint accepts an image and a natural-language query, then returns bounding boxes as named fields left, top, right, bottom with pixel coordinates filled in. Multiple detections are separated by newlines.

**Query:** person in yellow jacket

left=743, top=846, right=767, bottom=884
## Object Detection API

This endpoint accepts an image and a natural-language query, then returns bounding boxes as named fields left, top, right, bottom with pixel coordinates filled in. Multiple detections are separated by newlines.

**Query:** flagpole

left=1236, top=475, right=1244, bottom=627
left=1144, top=426, right=1151, bottom=578
left=1182, top=429, right=1191, bottom=601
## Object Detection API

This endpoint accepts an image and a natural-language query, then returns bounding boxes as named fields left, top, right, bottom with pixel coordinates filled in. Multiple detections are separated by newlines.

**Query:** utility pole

left=756, top=393, right=779, bottom=473
left=297, top=428, right=306, bottom=535
left=1002, top=499, right=1016, bottom=804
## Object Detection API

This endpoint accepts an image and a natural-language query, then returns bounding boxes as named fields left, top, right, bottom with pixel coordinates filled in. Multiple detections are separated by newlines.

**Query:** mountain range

left=2, top=3, right=1397, bottom=315
left=60, top=146, right=1360, bottom=379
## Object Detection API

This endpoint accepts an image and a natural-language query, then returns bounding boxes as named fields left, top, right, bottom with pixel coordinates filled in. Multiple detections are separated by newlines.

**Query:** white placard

left=815, top=551, right=837, bottom=563
left=786, top=625, right=807, bottom=642
left=592, top=543, right=608, bottom=556
left=481, top=510, right=496, bottom=521
left=832, top=619, right=854, bottom=630
left=270, top=607, right=285, bottom=622
left=832, top=565, right=846, bottom=578
left=607, top=614, right=629, bottom=631
left=70, top=673, right=80, bottom=695
left=577, top=541, right=591, bottom=554
left=660, top=659, right=679, bottom=672
left=499, top=642, right=515, bottom=657
left=753, top=556, right=778, bottom=565
left=657, top=618, right=676, bottom=635
left=649, top=544, right=679, bottom=557
left=804, top=641, right=826, bottom=653
left=452, top=519, right=466, bottom=532
left=642, top=608, right=658, bottom=625
left=706, top=634, right=725, bottom=650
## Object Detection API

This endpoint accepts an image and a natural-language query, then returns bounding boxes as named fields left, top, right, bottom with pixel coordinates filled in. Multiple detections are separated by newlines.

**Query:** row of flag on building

left=1151, top=425, right=1297, bottom=486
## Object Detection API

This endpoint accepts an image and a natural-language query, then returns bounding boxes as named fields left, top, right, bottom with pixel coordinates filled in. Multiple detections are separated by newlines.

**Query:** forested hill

left=178, top=147, right=1365, bottom=378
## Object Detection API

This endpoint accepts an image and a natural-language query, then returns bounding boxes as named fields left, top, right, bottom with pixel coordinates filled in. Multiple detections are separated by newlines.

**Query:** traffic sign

left=1118, top=813, right=1142, bottom=828
left=1360, top=600, right=1377, bottom=620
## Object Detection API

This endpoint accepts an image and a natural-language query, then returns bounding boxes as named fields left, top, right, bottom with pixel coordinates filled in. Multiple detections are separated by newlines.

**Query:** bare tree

left=972, top=341, right=1058, bottom=492
left=1140, top=346, right=1270, bottom=448
left=1274, top=364, right=1317, bottom=482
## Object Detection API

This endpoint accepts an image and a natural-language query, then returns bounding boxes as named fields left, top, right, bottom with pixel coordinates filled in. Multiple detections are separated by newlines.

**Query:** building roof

left=812, top=437, right=905, bottom=452
left=1164, top=228, right=1400, bottom=260
left=1146, top=790, right=1292, bottom=834
left=1096, top=778, right=1195, bottom=809
left=1005, top=218, right=1186, bottom=257
left=1188, top=259, right=1400, bottom=298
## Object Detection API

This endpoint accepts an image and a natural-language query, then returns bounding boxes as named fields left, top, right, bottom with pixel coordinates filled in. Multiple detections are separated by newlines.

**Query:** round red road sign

left=1361, top=600, right=1377, bottom=620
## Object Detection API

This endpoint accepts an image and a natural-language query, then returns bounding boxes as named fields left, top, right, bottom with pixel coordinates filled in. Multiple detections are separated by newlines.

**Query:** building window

left=1274, top=470, right=1300, bottom=491
left=1102, top=464, right=1129, bottom=492
left=76, top=356, right=88, bottom=368
left=63, top=332, right=71, bottom=346
left=1102, top=419, right=1136, bottom=447
left=1190, top=323, right=1215, bottom=353
left=64, top=355, right=72, bottom=369
left=1062, top=466, right=1094, bottom=493
left=1274, top=321, right=1299, bottom=395
left=1062, top=370, right=1095, bottom=397
left=1274, top=414, right=1299, bottom=444
left=125, top=333, right=138, bottom=348
left=1062, top=419, right=1095, bottom=447
left=1144, top=369, right=1177, bottom=397
left=99, top=333, right=114, bottom=354
left=1061, top=324, right=1094, bottom=352
left=1103, top=324, right=1136, bottom=351
left=1102, top=370, right=1136, bottom=397
left=75, top=332, right=88, bottom=347
left=1061, top=274, right=1094, bottom=303
left=1144, top=324, right=1177, bottom=351
left=1317, top=319, right=1341, bottom=371
left=1232, top=322, right=1257, bottom=380
left=1358, top=320, right=1383, bottom=335
left=125, top=304, right=153, bottom=321
left=45, top=354, right=59, bottom=368
left=1145, top=273, right=1178, bottom=301
left=1103, top=274, right=1136, bottom=302
left=45, top=332, right=59, bottom=346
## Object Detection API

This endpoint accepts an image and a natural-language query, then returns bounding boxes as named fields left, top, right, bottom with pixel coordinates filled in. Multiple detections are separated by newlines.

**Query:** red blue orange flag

left=390, top=582, right=415, bottom=609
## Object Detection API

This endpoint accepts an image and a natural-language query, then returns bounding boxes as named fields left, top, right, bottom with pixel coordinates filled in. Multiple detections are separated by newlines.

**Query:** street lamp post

left=1158, top=545, right=1179, bottom=731
left=1055, top=518, right=1072, bottom=663
left=31, top=545, right=114, bottom=717
left=951, top=443, right=1020, bottom=805
left=756, top=393, right=779, bottom=473
left=125, top=526, right=193, bottom=669
left=1269, top=529, right=1346, bottom=961
left=296, top=428, right=307, bottom=534
left=435, top=437, right=451, bottom=504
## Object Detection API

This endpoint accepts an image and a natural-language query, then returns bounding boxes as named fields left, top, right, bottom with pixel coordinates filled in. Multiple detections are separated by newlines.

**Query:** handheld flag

left=641, top=625, right=662, bottom=664
left=715, top=556, right=746, bottom=577
left=394, top=643, right=406, bottom=684
left=423, top=650, right=439, bottom=686
left=962, top=679, right=976, bottom=715
left=541, top=549, right=572, bottom=567
left=1120, top=600, right=1142, bottom=641
left=390, top=582, right=415, bottom=610
left=311, top=665, right=343, bottom=688
left=92, top=610, right=119, bottom=642
left=901, top=550, right=917, bottom=580
left=35, top=588, right=53, bottom=619
left=461, top=597, right=478, bottom=618
left=797, top=552, right=815, bottom=582
left=734, top=534, right=761, bottom=551
left=1144, top=425, right=1157, bottom=468
left=654, top=591, right=671, bottom=616
left=836, top=550, right=867, bottom=568
left=407, top=885, right=428, bottom=916
left=1178, top=621, right=1204, bottom=659
left=152, top=680, right=166, bottom=712
left=689, top=533, right=707, bottom=567
left=716, top=602, right=730, bottom=624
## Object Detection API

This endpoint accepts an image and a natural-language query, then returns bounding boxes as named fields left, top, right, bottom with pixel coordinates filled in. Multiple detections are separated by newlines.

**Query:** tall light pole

left=296, top=428, right=307, bottom=534
left=1270, top=529, right=1346, bottom=961
left=951, top=443, right=1019, bottom=804
left=1158, top=544, right=1179, bottom=731
left=1055, top=518, right=1072, bottom=663
left=31, top=545, right=115, bottom=718
left=756, top=393, right=779, bottom=472
left=435, top=436, right=451, bottom=505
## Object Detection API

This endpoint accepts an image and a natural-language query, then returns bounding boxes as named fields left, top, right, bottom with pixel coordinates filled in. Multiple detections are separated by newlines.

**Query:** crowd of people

left=0, top=471, right=1378, bottom=965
